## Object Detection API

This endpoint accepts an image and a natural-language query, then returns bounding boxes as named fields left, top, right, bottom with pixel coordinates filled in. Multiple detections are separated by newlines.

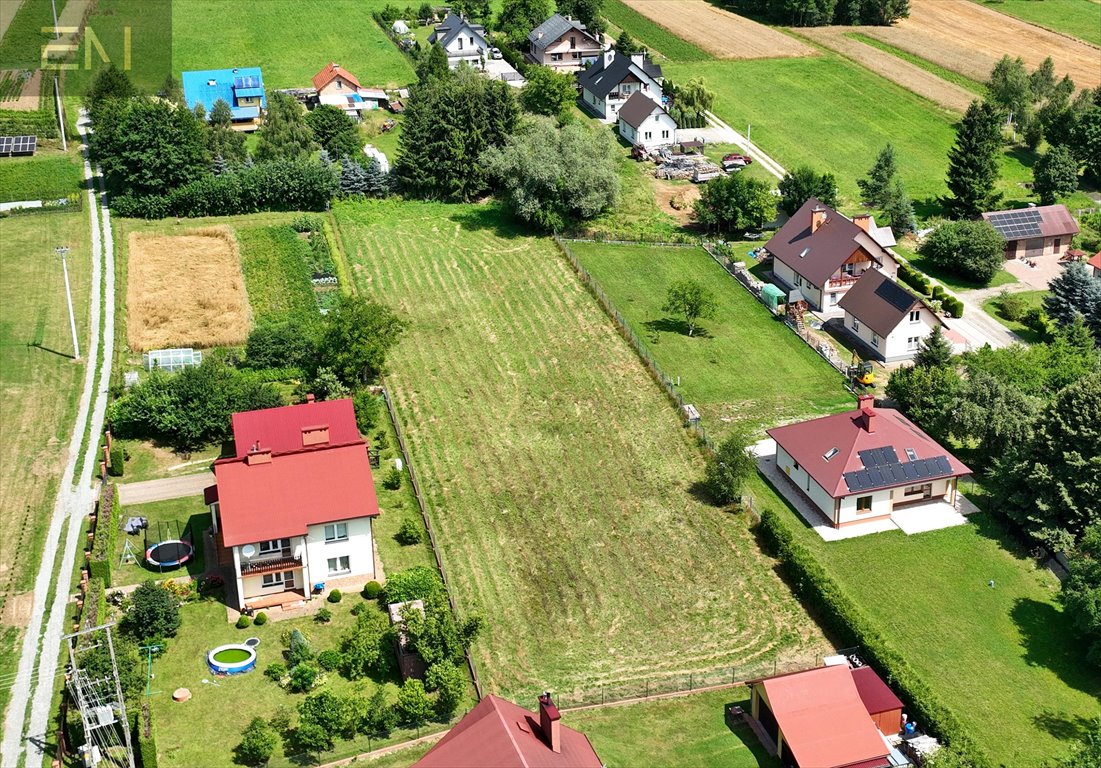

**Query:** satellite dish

left=241, top=544, right=256, bottom=558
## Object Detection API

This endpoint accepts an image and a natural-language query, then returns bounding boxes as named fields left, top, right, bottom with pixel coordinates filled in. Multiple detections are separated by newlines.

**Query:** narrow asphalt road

left=117, top=472, right=215, bottom=505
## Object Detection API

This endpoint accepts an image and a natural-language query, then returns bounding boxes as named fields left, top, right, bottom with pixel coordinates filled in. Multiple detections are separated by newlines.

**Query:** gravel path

left=703, top=110, right=787, bottom=181
left=117, top=472, right=214, bottom=505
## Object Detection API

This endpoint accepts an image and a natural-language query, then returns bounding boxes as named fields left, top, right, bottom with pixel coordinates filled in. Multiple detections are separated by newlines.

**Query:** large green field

left=973, top=0, right=1101, bottom=46
left=568, top=242, right=852, bottom=440
left=334, top=199, right=829, bottom=699
left=602, top=0, right=710, bottom=62
left=663, top=55, right=1035, bottom=213
left=751, top=475, right=1101, bottom=766
left=0, top=0, right=66, bottom=68
left=0, top=151, right=84, bottom=203
left=0, top=210, right=91, bottom=718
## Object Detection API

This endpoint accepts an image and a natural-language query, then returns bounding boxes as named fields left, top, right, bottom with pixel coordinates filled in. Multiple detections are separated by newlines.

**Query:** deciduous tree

left=1060, top=524, right=1101, bottom=667
left=778, top=166, right=838, bottom=216
left=396, top=679, right=433, bottom=727
left=1033, top=145, right=1080, bottom=205
left=306, top=104, right=362, bottom=160
left=425, top=661, right=466, bottom=720
left=255, top=92, right=316, bottom=162
left=498, top=0, right=551, bottom=42
left=520, top=67, right=577, bottom=119
left=235, top=718, right=280, bottom=767
left=362, top=687, right=398, bottom=738
left=918, top=220, right=1005, bottom=285
left=317, top=295, right=406, bottom=384
left=705, top=428, right=756, bottom=505
left=123, top=581, right=180, bottom=642
left=692, top=172, right=775, bottom=235
left=662, top=279, right=716, bottom=337
left=885, top=364, right=960, bottom=444
left=338, top=609, right=390, bottom=679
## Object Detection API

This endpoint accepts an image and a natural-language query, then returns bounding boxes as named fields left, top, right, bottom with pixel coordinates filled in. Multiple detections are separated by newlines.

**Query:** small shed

left=851, top=666, right=904, bottom=735
left=143, top=348, right=202, bottom=372
left=761, top=283, right=785, bottom=312
left=392, top=19, right=410, bottom=34
left=387, top=599, right=427, bottom=680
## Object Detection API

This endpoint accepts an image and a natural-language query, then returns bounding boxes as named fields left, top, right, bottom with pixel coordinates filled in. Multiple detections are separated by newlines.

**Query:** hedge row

left=897, top=261, right=964, bottom=318
left=88, top=483, right=116, bottom=588
left=137, top=701, right=158, bottom=768
left=111, top=159, right=338, bottom=220
left=756, top=506, right=989, bottom=765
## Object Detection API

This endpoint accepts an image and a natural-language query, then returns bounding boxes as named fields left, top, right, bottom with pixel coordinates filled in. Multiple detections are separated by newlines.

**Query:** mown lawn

left=972, top=0, right=1101, bottom=46
left=602, top=0, right=710, bottom=61
left=982, top=289, right=1049, bottom=344
left=112, top=496, right=211, bottom=587
left=747, top=473, right=1101, bottom=766
left=334, top=199, right=829, bottom=700
left=570, top=690, right=779, bottom=767
left=237, top=225, right=318, bottom=324
left=568, top=242, right=852, bottom=441
left=171, top=0, right=416, bottom=89
left=892, top=241, right=1018, bottom=292
left=662, top=55, right=1036, bottom=213
left=0, top=152, right=84, bottom=202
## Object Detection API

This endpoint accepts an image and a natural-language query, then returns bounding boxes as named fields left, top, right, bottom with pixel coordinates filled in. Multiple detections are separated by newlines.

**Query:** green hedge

left=756, top=506, right=989, bottom=765
left=897, top=261, right=931, bottom=295
left=89, top=483, right=117, bottom=588
left=942, top=295, right=964, bottom=318
left=137, top=701, right=158, bottom=768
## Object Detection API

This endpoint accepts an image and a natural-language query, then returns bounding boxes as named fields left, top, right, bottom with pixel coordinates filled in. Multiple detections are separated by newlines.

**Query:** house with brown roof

left=617, top=91, right=677, bottom=150
left=413, top=693, right=603, bottom=768
left=766, top=395, right=970, bottom=531
left=528, top=13, right=603, bottom=71
left=206, top=396, right=380, bottom=611
left=765, top=198, right=899, bottom=312
left=746, top=662, right=907, bottom=767
left=577, top=49, right=663, bottom=124
left=981, top=204, right=1079, bottom=261
left=312, top=63, right=387, bottom=119
left=837, top=269, right=945, bottom=362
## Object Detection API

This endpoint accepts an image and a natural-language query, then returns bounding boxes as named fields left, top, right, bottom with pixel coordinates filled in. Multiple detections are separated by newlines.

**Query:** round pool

left=207, top=643, right=256, bottom=675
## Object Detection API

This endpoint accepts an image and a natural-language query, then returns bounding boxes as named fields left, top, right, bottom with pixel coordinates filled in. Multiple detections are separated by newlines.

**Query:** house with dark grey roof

left=764, top=197, right=899, bottom=312
left=617, top=91, right=676, bottom=149
left=981, top=204, right=1079, bottom=261
left=767, top=395, right=970, bottom=532
left=428, top=12, right=489, bottom=69
left=577, top=49, right=663, bottom=124
left=528, top=13, right=603, bottom=71
left=837, top=269, right=945, bottom=362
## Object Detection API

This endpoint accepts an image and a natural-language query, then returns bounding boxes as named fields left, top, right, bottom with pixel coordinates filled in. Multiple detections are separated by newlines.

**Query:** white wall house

left=837, top=270, right=944, bottom=363
left=577, top=49, right=663, bottom=124
left=429, top=12, right=489, bottom=70
left=617, top=91, right=677, bottom=150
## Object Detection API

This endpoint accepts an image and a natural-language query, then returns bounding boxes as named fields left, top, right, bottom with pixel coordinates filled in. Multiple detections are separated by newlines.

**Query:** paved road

left=1, top=110, right=117, bottom=768
left=940, top=283, right=1024, bottom=350
left=117, top=472, right=214, bottom=505
left=702, top=110, right=787, bottom=181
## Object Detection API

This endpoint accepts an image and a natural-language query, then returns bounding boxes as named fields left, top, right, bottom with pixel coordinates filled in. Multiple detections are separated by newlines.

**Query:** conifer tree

left=913, top=325, right=953, bottom=369
left=882, top=176, right=916, bottom=233
left=943, top=100, right=1003, bottom=218
left=340, top=157, right=370, bottom=196
left=1044, top=261, right=1101, bottom=331
left=858, top=143, right=897, bottom=207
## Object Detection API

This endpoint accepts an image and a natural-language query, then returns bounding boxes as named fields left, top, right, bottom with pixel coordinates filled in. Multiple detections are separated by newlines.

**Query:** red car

left=722, top=153, right=753, bottom=167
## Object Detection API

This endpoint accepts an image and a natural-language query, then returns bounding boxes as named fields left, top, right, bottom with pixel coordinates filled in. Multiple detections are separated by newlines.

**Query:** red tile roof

left=214, top=399, right=379, bottom=548
left=758, top=665, right=889, bottom=768
left=767, top=399, right=970, bottom=498
left=312, top=62, right=362, bottom=92
left=413, top=695, right=603, bottom=768
left=1088, top=251, right=1101, bottom=271
left=981, top=203, right=1079, bottom=241
left=851, top=666, right=903, bottom=716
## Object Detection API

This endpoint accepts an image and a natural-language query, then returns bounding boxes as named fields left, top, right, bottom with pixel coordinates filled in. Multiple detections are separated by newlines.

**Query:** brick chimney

left=538, top=692, right=561, bottom=753
left=306, top=393, right=316, bottom=404
left=852, top=213, right=872, bottom=233
left=858, top=394, right=875, bottom=433
left=811, top=206, right=827, bottom=233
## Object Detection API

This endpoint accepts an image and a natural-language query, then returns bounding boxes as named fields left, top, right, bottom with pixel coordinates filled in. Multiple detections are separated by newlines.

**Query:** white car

left=490, top=47, right=503, bottom=59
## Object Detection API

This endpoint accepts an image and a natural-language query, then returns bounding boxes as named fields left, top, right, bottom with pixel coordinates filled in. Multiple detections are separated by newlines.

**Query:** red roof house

left=1088, top=251, right=1101, bottom=279
left=210, top=397, right=380, bottom=611
left=981, top=204, right=1079, bottom=260
left=413, top=694, right=602, bottom=768
left=312, top=62, right=363, bottom=92
left=767, top=395, right=970, bottom=530
left=851, top=666, right=904, bottom=736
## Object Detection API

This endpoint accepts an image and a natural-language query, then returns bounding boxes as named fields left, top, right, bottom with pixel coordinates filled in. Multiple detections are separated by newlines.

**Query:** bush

left=396, top=517, right=424, bottom=546
left=287, top=662, right=320, bottom=693
left=317, top=650, right=342, bottom=671
left=383, top=467, right=402, bottom=490
left=704, top=429, right=756, bottom=505
left=236, top=615, right=252, bottom=629
left=235, top=717, right=280, bottom=767
left=943, top=296, right=965, bottom=318
left=1023, top=307, right=1049, bottom=335
left=123, top=581, right=180, bottom=642
left=395, top=679, right=433, bottom=727
left=253, top=611, right=268, bottom=626
left=998, top=290, right=1028, bottom=322
left=89, top=484, right=116, bottom=588
left=350, top=602, right=367, bottom=616
left=918, top=220, right=1006, bottom=285
left=327, top=589, right=343, bottom=603
left=108, top=442, right=124, bottom=477
left=315, top=607, right=333, bottom=624
left=363, top=581, right=382, bottom=600
left=897, top=261, right=932, bottom=296
left=137, top=702, right=158, bottom=768
left=353, top=390, right=381, bottom=434
left=287, top=629, right=313, bottom=666
left=382, top=566, right=443, bottom=604
left=244, top=322, right=318, bottom=371
left=264, top=662, right=287, bottom=682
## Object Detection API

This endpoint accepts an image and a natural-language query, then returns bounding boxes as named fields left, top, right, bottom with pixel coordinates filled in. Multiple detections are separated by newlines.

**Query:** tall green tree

left=1071, top=105, right=1101, bottom=182
left=918, top=220, right=1005, bottom=285
left=705, top=428, right=756, bottom=505
left=497, top=0, right=551, bottom=41
left=615, top=29, right=642, bottom=55
left=318, top=295, right=406, bottom=384
left=305, top=104, right=362, bottom=160
left=885, top=364, right=961, bottom=444
left=122, top=581, right=180, bottom=642
left=1060, top=524, right=1101, bottom=667
left=557, top=0, right=605, bottom=31
left=207, top=98, right=249, bottom=164
left=987, top=55, right=1029, bottom=123
left=86, top=63, right=136, bottom=113
left=425, top=661, right=466, bottom=720
left=857, top=143, right=897, bottom=207
left=417, top=44, right=450, bottom=83
left=953, top=372, right=1039, bottom=465
left=1044, top=261, right=1101, bottom=333
left=692, top=172, right=775, bottom=235
left=1033, top=144, right=1079, bottom=205
left=520, top=67, right=577, bottom=119
left=662, top=279, right=716, bottom=337
left=362, top=687, right=398, bottom=738
left=396, top=679, right=433, bottom=727
left=882, top=176, right=915, bottom=234
left=943, top=100, right=1003, bottom=218
left=255, top=92, right=316, bottom=162
left=778, top=166, right=838, bottom=216
left=913, top=325, right=953, bottom=369
left=677, top=78, right=715, bottom=116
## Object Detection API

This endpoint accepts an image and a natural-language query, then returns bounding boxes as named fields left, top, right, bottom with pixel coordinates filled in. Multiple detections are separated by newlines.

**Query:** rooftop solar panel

left=843, top=455, right=955, bottom=493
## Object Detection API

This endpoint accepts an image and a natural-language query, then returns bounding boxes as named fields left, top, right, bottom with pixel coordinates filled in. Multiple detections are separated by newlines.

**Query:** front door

left=283, top=570, right=295, bottom=589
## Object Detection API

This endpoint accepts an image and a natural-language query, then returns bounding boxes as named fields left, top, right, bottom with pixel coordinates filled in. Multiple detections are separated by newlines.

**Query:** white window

left=261, top=571, right=294, bottom=588
left=551, top=53, right=562, bottom=61
left=852, top=317, right=860, bottom=332
left=570, top=36, right=577, bottom=49
left=795, top=274, right=803, bottom=287
left=324, top=523, right=348, bottom=542
left=336, top=79, right=343, bottom=89
left=909, top=310, right=921, bottom=323
left=327, top=556, right=351, bottom=575
left=644, top=131, right=652, bottom=140
left=872, top=332, right=880, bottom=348
left=907, top=336, right=921, bottom=351
left=258, top=539, right=289, bottom=555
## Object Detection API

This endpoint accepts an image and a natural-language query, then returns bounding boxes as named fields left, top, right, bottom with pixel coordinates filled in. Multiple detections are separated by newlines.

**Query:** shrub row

left=941, top=295, right=964, bottom=319
left=756, top=506, right=989, bottom=765
left=88, top=483, right=117, bottom=588
left=137, top=701, right=158, bottom=768
left=897, top=260, right=931, bottom=295
left=111, top=159, right=338, bottom=220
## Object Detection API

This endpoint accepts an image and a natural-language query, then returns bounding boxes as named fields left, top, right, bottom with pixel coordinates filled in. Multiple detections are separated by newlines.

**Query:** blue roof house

left=181, top=67, right=267, bottom=130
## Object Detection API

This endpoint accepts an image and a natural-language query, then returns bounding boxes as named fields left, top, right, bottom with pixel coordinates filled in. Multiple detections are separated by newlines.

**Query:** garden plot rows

left=335, top=200, right=829, bottom=698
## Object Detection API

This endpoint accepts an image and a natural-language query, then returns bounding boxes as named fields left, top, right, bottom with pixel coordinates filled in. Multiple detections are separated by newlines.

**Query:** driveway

left=702, top=110, right=787, bottom=181
left=117, top=472, right=214, bottom=505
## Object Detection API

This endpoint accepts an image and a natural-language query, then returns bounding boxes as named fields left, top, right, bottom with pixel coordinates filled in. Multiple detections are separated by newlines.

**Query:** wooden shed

left=851, top=665, right=904, bottom=735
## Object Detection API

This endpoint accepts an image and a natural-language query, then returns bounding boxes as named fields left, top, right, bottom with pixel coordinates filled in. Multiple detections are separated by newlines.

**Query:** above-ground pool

left=207, top=644, right=257, bottom=675
left=146, top=539, right=194, bottom=569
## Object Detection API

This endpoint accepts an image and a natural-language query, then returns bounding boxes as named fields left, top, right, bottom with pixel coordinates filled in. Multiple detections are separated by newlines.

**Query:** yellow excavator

left=850, top=353, right=875, bottom=387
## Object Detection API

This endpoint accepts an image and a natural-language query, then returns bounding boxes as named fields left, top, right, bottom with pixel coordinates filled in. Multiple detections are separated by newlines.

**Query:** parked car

left=722, top=153, right=753, bottom=167
left=490, top=47, right=503, bottom=59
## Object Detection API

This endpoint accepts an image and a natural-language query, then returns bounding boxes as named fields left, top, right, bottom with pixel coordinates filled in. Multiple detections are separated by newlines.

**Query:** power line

left=64, top=624, right=135, bottom=768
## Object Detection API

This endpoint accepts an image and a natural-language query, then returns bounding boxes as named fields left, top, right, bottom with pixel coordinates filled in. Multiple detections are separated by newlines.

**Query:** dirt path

left=703, top=110, right=787, bottom=180
left=117, top=473, right=214, bottom=505
left=795, top=28, right=976, bottom=112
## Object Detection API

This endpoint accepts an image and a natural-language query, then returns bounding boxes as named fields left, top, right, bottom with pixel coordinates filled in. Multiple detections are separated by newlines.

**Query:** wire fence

left=380, top=386, right=484, bottom=699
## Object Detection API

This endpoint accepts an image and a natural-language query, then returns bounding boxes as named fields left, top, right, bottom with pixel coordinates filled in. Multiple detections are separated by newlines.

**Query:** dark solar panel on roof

left=987, top=209, right=1043, bottom=238
left=844, top=455, right=954, bottom=493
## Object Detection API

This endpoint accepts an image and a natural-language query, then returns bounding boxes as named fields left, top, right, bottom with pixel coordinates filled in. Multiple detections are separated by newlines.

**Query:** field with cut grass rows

left=335, top=199, right=830, bottom=699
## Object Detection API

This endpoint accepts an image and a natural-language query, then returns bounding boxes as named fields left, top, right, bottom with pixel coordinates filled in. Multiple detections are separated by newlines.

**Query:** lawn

left=333, top=199, right=829, bottom=699
left=570, top=690, right=779, bottom=767
left=171, top=0, right=416, bottom=90
left=973, top=0, right=1101, bottom=46
left=601, top=0, right=710, bottom=62
left=237, top=224, right=318, bottom=324
left=0, top=0, right=66, bottom=69
left=0, top=151, right=84, bottom=202
left=749, top=473, right=1101, bottom=766
left=567, top=242, right=853, bottom=441
left=113, top=438, right=222, bottom=484
left=584, top=148, right=684, bottom=240
left=892, top=241, right=1018, bottom=292
left=982, top=289, right=1049, bottom=344
left=0, top=210, right=91, bottom=717
left=112, top=496, right=212, bottom=587
left=662, top=55, right=1036, bottom=214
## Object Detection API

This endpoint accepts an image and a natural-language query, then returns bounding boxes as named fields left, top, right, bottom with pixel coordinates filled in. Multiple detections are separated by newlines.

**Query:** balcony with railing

left=240, top=552, right=303, bottom=575
left=827, top=273, right=862, bottom=288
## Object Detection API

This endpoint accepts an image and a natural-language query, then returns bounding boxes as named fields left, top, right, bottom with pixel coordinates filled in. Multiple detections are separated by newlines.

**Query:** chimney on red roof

left=306, top=393, right=316, bottom=404
left=538, top=692, right=561, bottom=753
left=852, top=213, right=872, bottom=233
left=811, top=205, right=827, bottom=233
left=858, top=394, right=876, bottom=433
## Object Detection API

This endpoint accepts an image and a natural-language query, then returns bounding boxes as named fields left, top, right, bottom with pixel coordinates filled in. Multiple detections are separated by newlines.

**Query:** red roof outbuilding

left=312, top=62, right=362, bottom=91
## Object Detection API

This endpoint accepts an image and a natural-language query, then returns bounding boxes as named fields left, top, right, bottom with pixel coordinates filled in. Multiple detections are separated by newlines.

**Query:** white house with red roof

left=766, top=395, right=970, bottom=532
left=206, top=396, right=379, bottom=611
left=312, top=62, right=387, bottom=119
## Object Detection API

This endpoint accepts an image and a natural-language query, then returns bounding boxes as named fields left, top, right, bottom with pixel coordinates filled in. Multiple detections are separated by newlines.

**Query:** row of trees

left=728, top=0, right=909, bottom=27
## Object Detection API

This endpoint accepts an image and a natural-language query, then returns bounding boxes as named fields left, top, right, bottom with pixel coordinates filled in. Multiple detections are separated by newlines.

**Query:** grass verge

left=981, top=289, right=1048, bottom=344
left=0, top=151, right=84, bottom=202
left=893, top=242, right=1017, bottom=292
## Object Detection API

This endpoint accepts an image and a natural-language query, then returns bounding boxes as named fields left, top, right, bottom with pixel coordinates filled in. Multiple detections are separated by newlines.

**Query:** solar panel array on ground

left=986, top=209, right=1043, bottom=238
left=844, top=454, right=953, bottom=492
left=0, top=135, right=36, bottom=156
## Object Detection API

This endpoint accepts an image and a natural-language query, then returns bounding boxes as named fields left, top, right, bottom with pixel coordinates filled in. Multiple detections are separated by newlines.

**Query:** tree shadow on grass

left=1031, top=708, right=1095, bottom=742
left=1011, top=597, right=1101, bottom=699
left=644, top=317, right=713, bottom=338
left=447, top=205, right=527, bottom=239
left=913, top=196, right=943, bottom=221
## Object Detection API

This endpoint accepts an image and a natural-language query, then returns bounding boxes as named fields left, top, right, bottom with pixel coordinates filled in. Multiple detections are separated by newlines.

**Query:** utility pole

left=65, top=624, right=136, bottom=768
left=137, top=644, right=161, bottom=697
left=56, top=246, right=80, bottom=360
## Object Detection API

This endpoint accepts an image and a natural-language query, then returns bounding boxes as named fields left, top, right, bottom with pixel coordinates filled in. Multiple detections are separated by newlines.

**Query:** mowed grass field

left=171, top=0, right=416, bottom=89
left=0, top=210, right=91, bottom=716
left=334, top=199, right=829, bottom=699
left=0, top=151, right=84, bottom=203
left=750, top=474, right=1101, bottom=765
left=972, top=0, right=1101, bottom=46
left=568, top=242, right=852, bottom=440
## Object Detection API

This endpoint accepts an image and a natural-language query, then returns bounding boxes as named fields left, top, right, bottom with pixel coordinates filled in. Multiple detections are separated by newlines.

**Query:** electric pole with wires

left=64, top=624, right=135, bottom=768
